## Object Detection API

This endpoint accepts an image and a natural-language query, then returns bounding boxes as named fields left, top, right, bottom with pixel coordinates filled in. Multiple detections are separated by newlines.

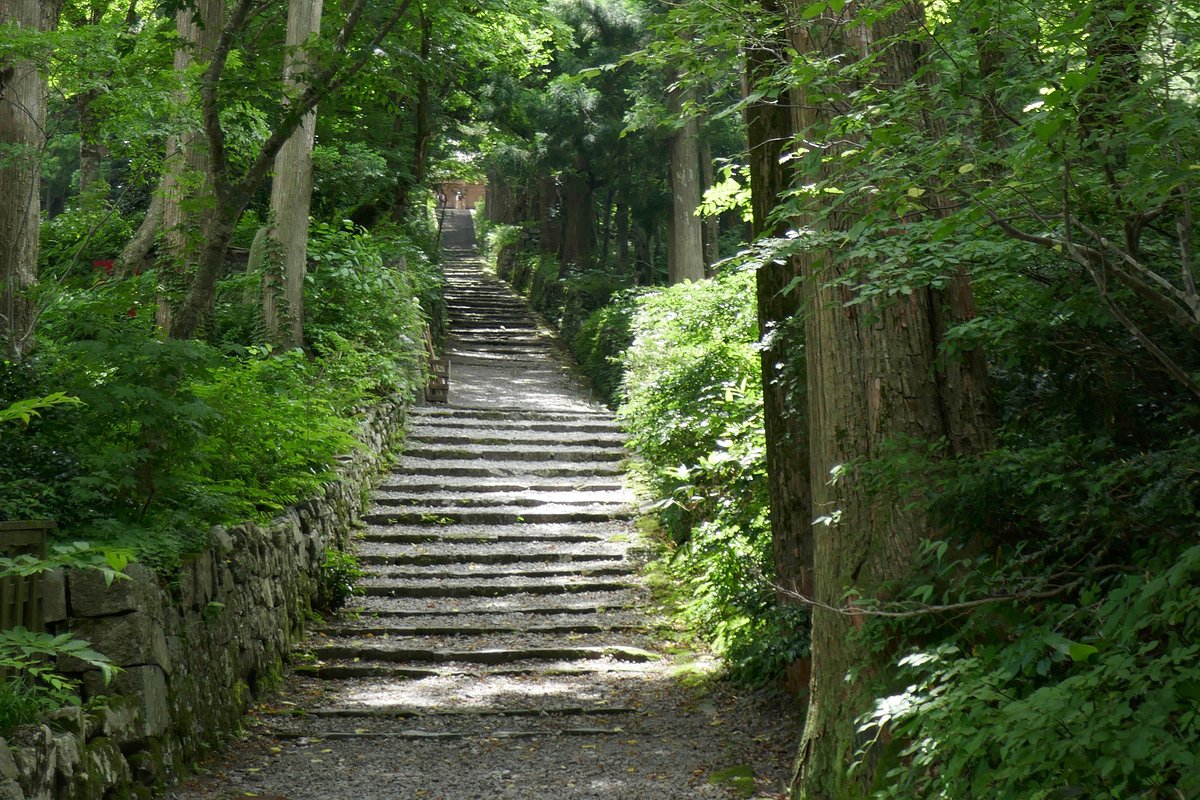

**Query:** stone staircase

left=165, top=209, right=795, bottom=800
left=268, top=209, right=661, bottom=742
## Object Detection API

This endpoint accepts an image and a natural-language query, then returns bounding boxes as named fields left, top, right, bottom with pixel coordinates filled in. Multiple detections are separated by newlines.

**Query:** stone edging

left=0, top=398, right=407, bottom=800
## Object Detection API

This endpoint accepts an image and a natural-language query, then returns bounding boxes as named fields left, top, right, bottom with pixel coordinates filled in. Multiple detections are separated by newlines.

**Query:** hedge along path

left=164, top=209, right=797, bottom=800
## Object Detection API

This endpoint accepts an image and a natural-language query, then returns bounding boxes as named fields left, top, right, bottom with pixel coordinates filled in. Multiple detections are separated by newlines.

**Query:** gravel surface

left=159, top=209, right=798, bottom=800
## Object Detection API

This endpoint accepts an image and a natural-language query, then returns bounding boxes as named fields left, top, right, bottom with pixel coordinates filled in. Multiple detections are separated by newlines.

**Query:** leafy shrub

left=38, top=188, right=133, bottom=279
left=317, top=547, right=365, bottom=612
left=572, top=291, right=638, bottom=406
left=614, top=267, right=797, bottom=681
left=311, top=142, right=392, bottom=221
left=870, top=545, right=1200, bottom=799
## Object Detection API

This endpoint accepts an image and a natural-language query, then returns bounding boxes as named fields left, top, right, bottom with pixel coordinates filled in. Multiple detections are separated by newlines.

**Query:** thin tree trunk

left=538, top=176, right=560, bottom=256
left=667, top=84, right=704, bottom=284
left=742, top=4, right=812, bottom=695
left=263, top=0, right=323, bottom=348
left=116, top=190, right=164, bottom=274
left=0, top=0, right=60, bottom=358
left=699, top=138, right=719, bottom=271
left=393, top=7, right=432, bottom=222
left=787, top=3, right=992, bottom=796
left=158, top=0, right=225, bottom=331
left=614, top=193, right=630, bottom=276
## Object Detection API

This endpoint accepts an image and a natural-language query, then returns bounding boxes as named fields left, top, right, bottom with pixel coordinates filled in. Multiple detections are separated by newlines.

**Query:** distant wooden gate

left=0, top=520, right=53, bottom=633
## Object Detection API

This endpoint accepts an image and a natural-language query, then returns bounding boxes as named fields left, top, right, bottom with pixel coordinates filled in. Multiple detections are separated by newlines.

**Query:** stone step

left=362, top=505, right=632, bottom=526
left=302, top=657, right=661, bottom=681
left=409, top=406, right=613, bottom=421
left=405, top=418, right=620, bottom=434
left=407, top=430, right=625, bottom=448
left=262, top=726, right=629, bottom=741
left=347, top=595, right=640, bottom=617
left=320, top=618, right=647, bottom=637
left=357, top=575, right=637, bottom=598
left=376, top=475, right=626, bottom=493
left=363, top=562, right=635, bottom=581
left=357, top=521, right=631, bottom=544
left=391, top=459, right=624, bottom=478
left=356, top=546, right=628, bottom=567
left=372, top=490, right=630, bottom=508
left=310, top=639, right=657, bottom=666
left=401, top=444, right=624, bottom=463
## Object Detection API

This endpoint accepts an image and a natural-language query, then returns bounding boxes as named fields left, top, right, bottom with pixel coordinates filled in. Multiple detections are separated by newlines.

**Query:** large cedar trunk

left=788, top=3, right=992, bottom=796
left=666, top=85, right=704, bottom=284
left=0, top=0, right=60, bottom=358
left=558, top=163, right=594, bottom=273
left=157, top=0, right=225, bottom=331
left=263, top=0, right=323, bottom=348
left=742, top=6, right=813, bottom=695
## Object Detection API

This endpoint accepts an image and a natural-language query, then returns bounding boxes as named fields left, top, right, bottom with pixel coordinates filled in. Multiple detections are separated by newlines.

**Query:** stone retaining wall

left=0, top=399, right=405, bottom=800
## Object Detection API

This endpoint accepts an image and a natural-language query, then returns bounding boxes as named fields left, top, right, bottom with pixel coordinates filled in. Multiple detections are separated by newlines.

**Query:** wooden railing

left=0, top=520, right=53, bottom=633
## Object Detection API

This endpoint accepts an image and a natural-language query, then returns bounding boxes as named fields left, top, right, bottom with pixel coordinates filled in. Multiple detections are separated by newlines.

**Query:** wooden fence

left=0, top=520, right=53, bottom=634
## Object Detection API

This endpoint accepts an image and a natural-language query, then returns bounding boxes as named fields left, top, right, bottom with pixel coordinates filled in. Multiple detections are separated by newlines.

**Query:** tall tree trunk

left=538, top=176, right=560, bottom=257
left=558, top=161, right=594, bottom=273
left=742, top=4, right=812, bottom=695
left=157, top=0, right=225, bottom=331
left=667, top=84, right=704, bottom=284
left=788, top=3, right=992, bottom=796
left=0, top=0, right=60, bottom=358
left=699, top=138, right=719, bottom=271
left=263, top=0, right=323, bottom=348
left=393, top=7, right=431, bottom=222
left=77, top=87, right=104, bottom=193
left=614, top=193, right=630, bottom=275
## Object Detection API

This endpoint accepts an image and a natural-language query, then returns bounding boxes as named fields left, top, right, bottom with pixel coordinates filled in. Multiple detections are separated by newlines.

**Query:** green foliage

left=317, top=547, right=365, bottom=612
left=38, top=191, right=134, bottom=279
left=571, top=291, right=638, bottom=406
left=312, top=143, right=392, bottom=221
left=610, top=267, right=800, bottom=682
left=869, top=545, right=1200, bottom=799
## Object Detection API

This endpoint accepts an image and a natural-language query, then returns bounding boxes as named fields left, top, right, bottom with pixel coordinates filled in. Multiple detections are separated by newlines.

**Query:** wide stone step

left=310, top=639, right=657, bottom=666
left=356, top=545, right=628, bottom=567
left=358, top=575, right=637, bottom=597
left=406, top=418, right=620, bottom=435
left=402, top=444, right=624, bottom=463
left=347, top=594, right=641, bottom=617
left=320, top=617, right=647, bottom=637
left=372, top=490, right=630, bottom=508
left=357, top=521, right=629, bottom=544
left=362, top=505, right=631, bottom=526
left=407, top=430, right=625, bottom=448
left=409, top=406, right=612, bottom=421
left=391, top=458, right=624, bottom=478
left=376, top=475, right=626, bottom=493
left=363, top=562, right=635, bottom=581
left=302, top=657, right=661, bottom=681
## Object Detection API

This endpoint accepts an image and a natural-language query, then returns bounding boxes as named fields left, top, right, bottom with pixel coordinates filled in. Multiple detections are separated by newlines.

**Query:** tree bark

left=614, top=193, right=630, bottom=275
left=558, top=161, right=594, bottom=273
left=157, top=0, right=225, bottom=331
left=666, top=84, right=704, bottom=284
left=263, top=0, right=323, bottom=348
left=742, top=3, right=812, bottom=696
left=0, top=0, right=60, bottom=358
left=77, top=87, right=104, bottom=193
left=787, top=3, right=992, bottom=796
left=699, top=138, right=719, bottom=270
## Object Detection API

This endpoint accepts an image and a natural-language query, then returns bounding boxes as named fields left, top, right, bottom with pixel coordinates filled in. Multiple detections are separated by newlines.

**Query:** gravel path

left=161, top=209, right=798, bottom=800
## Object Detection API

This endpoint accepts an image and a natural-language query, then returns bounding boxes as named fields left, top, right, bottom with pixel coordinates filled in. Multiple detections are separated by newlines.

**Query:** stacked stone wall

left=0, top=400, right=405, bottom=800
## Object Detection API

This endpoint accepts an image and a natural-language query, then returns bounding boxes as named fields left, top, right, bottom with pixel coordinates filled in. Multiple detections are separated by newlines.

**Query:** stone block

left=100, top=697, right=144, bottom=749
left=68, top=564, right=157, bottom=617
left=84, top=666, right=169, bottom=739
left=62, top=612, right=170, bottom=670
left=41, top=569, right=67, bottom=625
left=0, top=781, right=21, bottom=800
left=79, top=738, right=129, bottom=800
left=0, top=741, right=16, bottom=781
left=12, top=726, right=53, bottom=799
left=51, top=733, right=81, bottom=789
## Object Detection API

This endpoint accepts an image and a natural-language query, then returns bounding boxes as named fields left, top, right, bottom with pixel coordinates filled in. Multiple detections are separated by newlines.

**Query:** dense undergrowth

left=481, top=211, right=1200, bottom=797
left=2, top=208, right=444, bottom=574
